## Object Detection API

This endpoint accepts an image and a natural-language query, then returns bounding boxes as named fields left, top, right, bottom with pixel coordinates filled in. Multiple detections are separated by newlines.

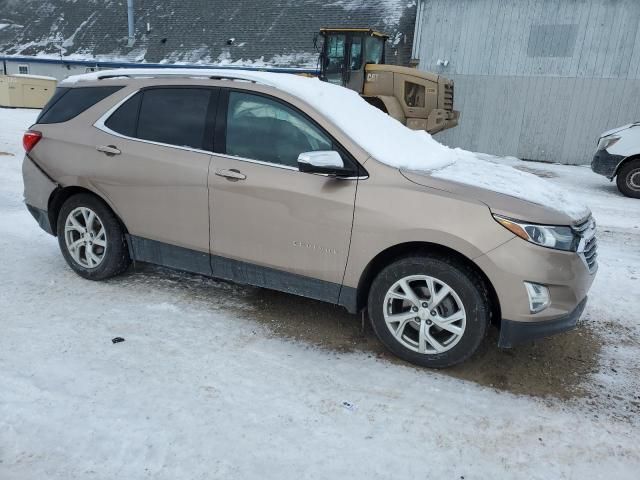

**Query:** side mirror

left=297, top=151, right=351, bottom=176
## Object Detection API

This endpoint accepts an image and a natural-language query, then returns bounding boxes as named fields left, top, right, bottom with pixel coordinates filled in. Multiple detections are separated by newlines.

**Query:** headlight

left=597, top=135, right=620, bottom=151
left=493, top=215, right=579, bottom=251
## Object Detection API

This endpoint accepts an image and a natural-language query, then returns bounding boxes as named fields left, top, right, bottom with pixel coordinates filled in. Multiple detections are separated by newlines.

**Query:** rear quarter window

left=37, top=86, right=123, bottom=124
left=104, top=92, right=142, bottom=138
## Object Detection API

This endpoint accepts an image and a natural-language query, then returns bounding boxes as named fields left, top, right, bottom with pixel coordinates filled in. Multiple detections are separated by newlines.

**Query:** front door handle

left=96, top=145, right=121, bottom=156
left=215, top=168, right=246, bottom=181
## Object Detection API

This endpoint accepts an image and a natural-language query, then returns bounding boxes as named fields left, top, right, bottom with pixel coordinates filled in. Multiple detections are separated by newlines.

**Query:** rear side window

left=136, top=88, right=212, bottom=149
left=37, top=86, right=123, bottom=124
left=105, top=92, right=142, bottom=137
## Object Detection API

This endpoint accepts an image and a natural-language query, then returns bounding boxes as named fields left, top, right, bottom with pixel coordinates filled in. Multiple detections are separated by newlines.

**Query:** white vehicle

left=591, top=122, right=640, bottom=198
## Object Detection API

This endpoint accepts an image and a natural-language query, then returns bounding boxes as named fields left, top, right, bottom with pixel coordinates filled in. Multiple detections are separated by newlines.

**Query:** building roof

left=0, top=0, right=416, bottom=67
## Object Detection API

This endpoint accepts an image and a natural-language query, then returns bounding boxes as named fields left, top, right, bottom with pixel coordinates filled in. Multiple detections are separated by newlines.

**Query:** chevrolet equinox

left=22, top=69, right=597, bottom=367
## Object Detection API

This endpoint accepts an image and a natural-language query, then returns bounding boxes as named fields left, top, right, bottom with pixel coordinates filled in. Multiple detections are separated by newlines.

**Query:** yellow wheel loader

left=318, top=28, right=459, bottom=134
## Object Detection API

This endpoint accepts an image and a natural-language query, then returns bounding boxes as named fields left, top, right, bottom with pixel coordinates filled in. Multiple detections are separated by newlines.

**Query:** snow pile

left=249, top=72, right=590, bottom=221
left=252, top=73, right=590, bottom=221
left=62, top=68, right=591, bottom=221
left=432, top=151, right=592, bottom=221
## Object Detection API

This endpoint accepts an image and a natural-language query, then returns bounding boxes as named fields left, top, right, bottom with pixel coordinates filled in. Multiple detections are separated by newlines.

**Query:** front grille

left=574, top=217, right=597, bottom=273
left=443, top=83, right=454, bottom=111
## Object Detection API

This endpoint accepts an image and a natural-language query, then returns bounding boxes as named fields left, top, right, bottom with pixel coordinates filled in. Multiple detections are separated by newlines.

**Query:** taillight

left=23, top=130, right=42, bottom=153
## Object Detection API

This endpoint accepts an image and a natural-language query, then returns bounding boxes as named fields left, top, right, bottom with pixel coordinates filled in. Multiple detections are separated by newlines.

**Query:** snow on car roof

left=62, top=68, right=590, bottom=221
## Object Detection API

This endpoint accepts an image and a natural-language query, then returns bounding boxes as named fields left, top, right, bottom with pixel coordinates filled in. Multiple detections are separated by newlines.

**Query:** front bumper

left=498, top=297, right=587, bottom=348
left=475, top=236, right=596, bottom=345
left=591, top=149, right=624, bottom=179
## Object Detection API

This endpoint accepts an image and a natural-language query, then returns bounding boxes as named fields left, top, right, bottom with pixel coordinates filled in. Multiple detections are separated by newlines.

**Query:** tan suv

left=22, top=69, right=597, bottom=368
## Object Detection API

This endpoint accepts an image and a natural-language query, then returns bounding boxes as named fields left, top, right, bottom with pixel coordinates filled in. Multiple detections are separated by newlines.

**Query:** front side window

left=225, top=91, right=333, bottom=167
left=18, top=65, right=29, bottom=74
left=136, top=88, right=212, bottom=149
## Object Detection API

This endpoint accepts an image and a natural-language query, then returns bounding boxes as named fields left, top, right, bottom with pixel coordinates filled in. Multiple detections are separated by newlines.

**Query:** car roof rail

left=95, top=73, right=259, bottom=83
left=92, top=69, right=263, bottom=84
left=62, top=68, right=274, bottom=86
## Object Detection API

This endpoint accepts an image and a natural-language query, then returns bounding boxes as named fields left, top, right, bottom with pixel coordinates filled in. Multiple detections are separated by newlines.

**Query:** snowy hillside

left=0, top=0, right=416, bottom=66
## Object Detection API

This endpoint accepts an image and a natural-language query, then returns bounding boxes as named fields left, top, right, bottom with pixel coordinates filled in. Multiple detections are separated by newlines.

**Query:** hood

left=600, top=122, right=640, bottom=138
left=401, top=169, right=587, bottom=226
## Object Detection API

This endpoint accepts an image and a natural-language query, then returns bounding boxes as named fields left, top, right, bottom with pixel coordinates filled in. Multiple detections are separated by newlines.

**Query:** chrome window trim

left=93, top=88, right=368, bottom=179
left=211, top=152, right=298, bottom=171
left=211, top=152, right=368, bottom=179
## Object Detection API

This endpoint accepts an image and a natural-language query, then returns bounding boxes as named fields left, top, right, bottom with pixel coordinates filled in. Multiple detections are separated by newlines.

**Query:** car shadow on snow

left=120, top=263, right=602, bottom=401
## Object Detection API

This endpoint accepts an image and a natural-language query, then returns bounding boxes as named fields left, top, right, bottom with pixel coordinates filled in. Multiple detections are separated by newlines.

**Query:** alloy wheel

left=64, top=207, right=107, bottom=268
left=383, top=274, right=467, bottom=354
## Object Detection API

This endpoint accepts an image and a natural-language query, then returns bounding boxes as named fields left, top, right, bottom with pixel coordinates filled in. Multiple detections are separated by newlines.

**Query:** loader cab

left=319, top=28, right=388, bottom=93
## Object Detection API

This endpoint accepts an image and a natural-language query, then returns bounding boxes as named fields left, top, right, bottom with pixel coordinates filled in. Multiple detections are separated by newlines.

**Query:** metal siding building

left=413, top=0, right=640, bottom=164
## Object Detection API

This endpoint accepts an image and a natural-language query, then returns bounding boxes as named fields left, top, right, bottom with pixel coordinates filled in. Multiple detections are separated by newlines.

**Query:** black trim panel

left=128, top=236, right=212, bottom=276
left=209, top=254, right=341, bottom=304
left=591, top=150, right=625, bottom=179
left=127, top=235, right=357, bottom=311
left=338, top=285, right=358, bottom=314
left=498, top=298, right=587, bottom=348
left=26, top=204, right=54, bottom=235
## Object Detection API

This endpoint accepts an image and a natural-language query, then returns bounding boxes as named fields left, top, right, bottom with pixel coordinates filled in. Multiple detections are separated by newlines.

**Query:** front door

left=208, top=90, right=358, bottom=302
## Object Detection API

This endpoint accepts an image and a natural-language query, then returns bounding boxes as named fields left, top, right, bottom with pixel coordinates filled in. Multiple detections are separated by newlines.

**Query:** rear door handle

left=215, top=168, right=246, bottom=181
left=96, top=145, right=121, bottom=156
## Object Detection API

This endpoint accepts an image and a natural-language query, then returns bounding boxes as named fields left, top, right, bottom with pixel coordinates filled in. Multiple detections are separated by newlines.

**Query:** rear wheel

left=616, top=159, right=640, bottom=198
left=56, top=193, right=131, bottom=280
left=367, top=255, right=490, bottom=368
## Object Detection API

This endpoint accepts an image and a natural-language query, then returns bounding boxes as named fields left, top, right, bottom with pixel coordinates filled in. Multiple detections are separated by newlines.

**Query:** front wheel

left=367, top=255, right=490, bottom=368
left=57, top=193, right=131, bottom=280
left=616, top=159, right=640, bottom=198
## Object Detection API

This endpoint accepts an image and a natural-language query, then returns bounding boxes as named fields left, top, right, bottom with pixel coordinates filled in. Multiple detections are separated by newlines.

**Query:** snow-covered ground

left=1, top=108, right=638, bottom=479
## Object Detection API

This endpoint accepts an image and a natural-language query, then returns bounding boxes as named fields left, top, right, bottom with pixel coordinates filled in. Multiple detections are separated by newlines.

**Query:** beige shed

left=0, top=74, right=57, bottom=108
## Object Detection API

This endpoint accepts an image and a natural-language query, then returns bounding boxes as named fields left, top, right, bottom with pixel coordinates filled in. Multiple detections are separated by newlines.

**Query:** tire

left=56, top=193, right=131, bottom=280
left=367, top=255, right=490, bottom=368
left=616, top=159, right=640, bottom=199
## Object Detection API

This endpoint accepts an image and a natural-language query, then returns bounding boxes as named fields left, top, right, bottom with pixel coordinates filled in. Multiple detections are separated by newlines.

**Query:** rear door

left=93, top=86, right=218, bottom=274
left=207, top=89, right=358, bottom=302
